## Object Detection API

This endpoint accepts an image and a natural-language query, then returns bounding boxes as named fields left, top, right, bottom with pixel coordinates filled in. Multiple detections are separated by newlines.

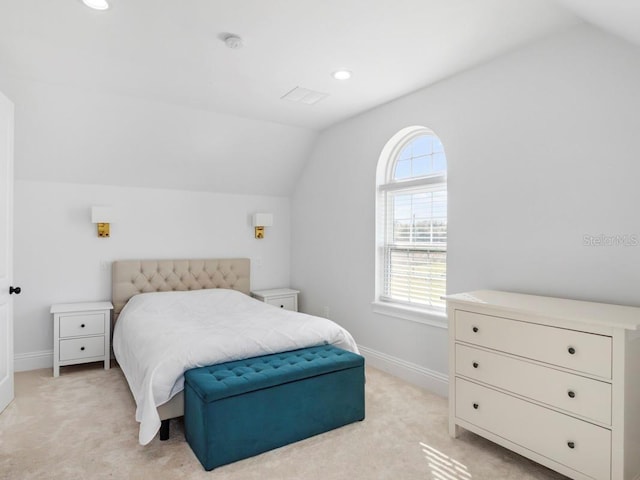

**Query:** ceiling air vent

left=281, top=86, right=329, bottom=105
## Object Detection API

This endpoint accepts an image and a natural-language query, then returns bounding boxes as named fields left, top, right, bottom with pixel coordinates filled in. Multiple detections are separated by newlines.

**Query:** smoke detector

left=224, top=34, right=243, bottom=49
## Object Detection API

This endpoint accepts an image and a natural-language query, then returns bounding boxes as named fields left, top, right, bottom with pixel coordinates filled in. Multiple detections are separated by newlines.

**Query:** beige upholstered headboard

left=111, top=258, right=250, bottom=322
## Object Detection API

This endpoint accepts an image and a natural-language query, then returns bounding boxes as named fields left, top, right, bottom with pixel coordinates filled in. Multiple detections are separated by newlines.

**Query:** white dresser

left=446, top=290, right=640, bottom=480
left=51, top=301, right=113, bottom=377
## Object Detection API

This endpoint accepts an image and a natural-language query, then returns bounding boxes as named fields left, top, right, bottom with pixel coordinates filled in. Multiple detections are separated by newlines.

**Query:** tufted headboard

left=111, top=258, right=250, bottom=322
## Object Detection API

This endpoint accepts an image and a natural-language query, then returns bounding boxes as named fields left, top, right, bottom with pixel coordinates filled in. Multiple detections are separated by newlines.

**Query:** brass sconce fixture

left=252, top=213, right=273, bottom=239
left=91, top=206, right=114, bottom=238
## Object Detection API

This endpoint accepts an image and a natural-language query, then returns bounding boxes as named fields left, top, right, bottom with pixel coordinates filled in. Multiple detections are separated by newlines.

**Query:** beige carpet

left=0, top=363, right=568, bottom=480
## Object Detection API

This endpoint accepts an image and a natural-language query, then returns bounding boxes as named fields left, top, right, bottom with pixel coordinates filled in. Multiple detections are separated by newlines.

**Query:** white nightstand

left=51, top=301, right=113, bottom=377
left=251, top=288, right=299, bottom=312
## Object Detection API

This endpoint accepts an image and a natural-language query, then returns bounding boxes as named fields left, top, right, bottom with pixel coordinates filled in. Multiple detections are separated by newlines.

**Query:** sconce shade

left=252, top=213, right=273, bottom=227
left=91, top=206, right=114, bottom=223
left=91, top=206, right=114, bottom=238
left=252, top=213, right=273, bottom=239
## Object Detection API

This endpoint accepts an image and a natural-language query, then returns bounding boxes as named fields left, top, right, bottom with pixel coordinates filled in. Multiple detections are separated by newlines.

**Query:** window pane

left=394, top=159, right=411, bottom=179
left=384, top=248, right=447, bottom=308
left=412, top=192, right=429, bottom=220
left=398, top=144, right=412, bottom=160
left=412, top=156, right=430, bottom=177
left=433, top=153, right=446, bottom=173
left=393, top=221, right=411, bottom=242
left=393, top=194, right=412, bottom=219
left=411, top=136, right=432, bottom=156
left=432, top=191, right=447, bottom=218
left=385, top=187, right=447, bottom=308
left=392, top=134, right=446, bottom=181
left=389, top=189, right=447, bottom=247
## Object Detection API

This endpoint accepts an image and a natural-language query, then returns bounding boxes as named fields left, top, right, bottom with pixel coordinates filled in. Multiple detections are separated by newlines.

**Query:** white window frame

left=373, top=126, right=447, bottom=328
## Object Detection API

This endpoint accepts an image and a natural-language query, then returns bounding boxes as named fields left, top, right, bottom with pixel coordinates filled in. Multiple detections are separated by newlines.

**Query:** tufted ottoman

left=184, top=345, right=365, bottom=470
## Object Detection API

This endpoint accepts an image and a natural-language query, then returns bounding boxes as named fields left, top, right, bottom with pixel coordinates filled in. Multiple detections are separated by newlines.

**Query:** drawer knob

left=80, top=346, right=85, bottom=351
left=473, top=403, right=479, bottom=410
left=472, top=362, right=479, bottom=369
left=568, top=346, right=576, bottom=355
left=568, top=390, right=576, bottom=399
left=472, top=326, right=479, bottom=333
left=567, top=441, right=575, bottom=449
left=81, top=324, right=86, bottom=328
left=280, top=305, right=284, bottom=308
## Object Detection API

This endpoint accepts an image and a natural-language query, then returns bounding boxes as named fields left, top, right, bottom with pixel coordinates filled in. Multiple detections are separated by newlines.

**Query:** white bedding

left=112, top=288, right=359, bottom=445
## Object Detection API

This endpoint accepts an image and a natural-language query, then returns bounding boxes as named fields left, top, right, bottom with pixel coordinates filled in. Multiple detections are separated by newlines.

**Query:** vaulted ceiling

left=555, top=0, right=640, bottom=48
left=0, top=0, right=580, bottom=130
left=0, top=0, right=638, bottom=194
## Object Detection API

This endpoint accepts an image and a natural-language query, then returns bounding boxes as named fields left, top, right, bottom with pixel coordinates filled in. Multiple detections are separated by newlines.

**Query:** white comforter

left=112, top=288, right=359, bottom=445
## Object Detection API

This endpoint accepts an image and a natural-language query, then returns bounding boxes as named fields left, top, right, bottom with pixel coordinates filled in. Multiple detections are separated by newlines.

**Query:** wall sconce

left=91, top=206, right=114, bottom=238
left=252, top=213, right=273, bottom=239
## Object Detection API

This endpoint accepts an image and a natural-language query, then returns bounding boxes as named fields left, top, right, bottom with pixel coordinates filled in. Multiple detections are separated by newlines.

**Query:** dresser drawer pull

left=472, top=326, right=479, bottom=333
left=472, top=362, right=479, bottom=368
left=80, top=346, right=85, bottom=351
left=567, top=441, right=575, bottom=449
left=568, top=390, right=576, bottom=398
left=567, top=346, right=576, bottom=355
left=280, top=305, right=284, bottom=308
left=473, top=403, right=479, bottom=410
left=81, top=324, right=86, bottom=328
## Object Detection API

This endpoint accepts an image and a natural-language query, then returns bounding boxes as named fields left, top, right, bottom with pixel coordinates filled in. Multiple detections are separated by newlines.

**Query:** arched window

left=376, top=126, right=447, bottom=313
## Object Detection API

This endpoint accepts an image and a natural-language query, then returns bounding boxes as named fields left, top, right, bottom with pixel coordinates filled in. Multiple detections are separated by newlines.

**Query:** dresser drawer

left=59, top=313, right=105, bottom=338
left=265, top=297, right=296, bottom=311
left=455, top=310, right=612, bottom=379
left=455, top=378, right=611, bottom=480
left=456, top=344, right=612, bottom=424
left=59, top=336, right=105, bottom=361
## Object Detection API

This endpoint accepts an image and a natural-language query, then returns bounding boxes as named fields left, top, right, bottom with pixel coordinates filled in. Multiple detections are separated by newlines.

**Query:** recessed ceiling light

left=332, top=70, right=352, bottom=80
left=82, top=0, right=109, bottom=10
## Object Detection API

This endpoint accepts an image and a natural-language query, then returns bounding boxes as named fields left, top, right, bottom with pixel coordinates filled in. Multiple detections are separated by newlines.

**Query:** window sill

left=371, top=301, right=448, bottom=329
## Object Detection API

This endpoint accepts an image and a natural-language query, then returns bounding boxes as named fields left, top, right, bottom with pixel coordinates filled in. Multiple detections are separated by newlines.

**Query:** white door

left=0, top=90, right=15, bottom=414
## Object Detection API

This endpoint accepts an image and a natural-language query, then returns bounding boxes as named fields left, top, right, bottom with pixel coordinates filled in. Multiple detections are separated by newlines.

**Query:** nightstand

left=251, top=288, right=300, bottom=312
left=51, top=301, right=113, bottom=377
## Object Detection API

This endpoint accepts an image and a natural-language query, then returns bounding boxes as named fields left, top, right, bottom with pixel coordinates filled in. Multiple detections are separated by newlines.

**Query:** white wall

left=13, top=180, right=290, bottom=370
left=0, top=76, right=317, bottom=196
left=291, top=25, right=640, bottom=394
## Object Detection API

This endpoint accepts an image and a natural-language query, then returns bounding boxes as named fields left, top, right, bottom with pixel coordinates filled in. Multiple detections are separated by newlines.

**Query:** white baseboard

left=14, top=350, right=53, bottom=372
left=14, top=345, right=450, bottom=398
left=357, top=344, right=449, bottom=397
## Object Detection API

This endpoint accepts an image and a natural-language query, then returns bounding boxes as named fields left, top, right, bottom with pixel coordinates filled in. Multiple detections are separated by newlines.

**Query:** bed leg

left=160, top=419, right=170, bottom=441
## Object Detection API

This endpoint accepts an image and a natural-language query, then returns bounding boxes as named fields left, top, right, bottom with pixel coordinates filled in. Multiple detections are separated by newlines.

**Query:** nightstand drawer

left=455, top=343, right=612, bottom=424
left=265, top=297, right=296, bottom=311
left=59, top=336, right=105, bottom=361
left=251, top=288, right=299, bottom=312
left=455, top=310, right=612, bottom=379
left=59, top=313, right=105, bottom=338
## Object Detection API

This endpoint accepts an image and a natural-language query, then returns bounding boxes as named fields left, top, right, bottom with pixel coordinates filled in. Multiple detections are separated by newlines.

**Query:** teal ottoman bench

left=184, top=344, right=365, bottom=470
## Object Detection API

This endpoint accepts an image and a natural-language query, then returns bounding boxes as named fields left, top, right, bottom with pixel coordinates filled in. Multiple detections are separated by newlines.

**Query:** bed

left=111, top=258, right=359, bottom=445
